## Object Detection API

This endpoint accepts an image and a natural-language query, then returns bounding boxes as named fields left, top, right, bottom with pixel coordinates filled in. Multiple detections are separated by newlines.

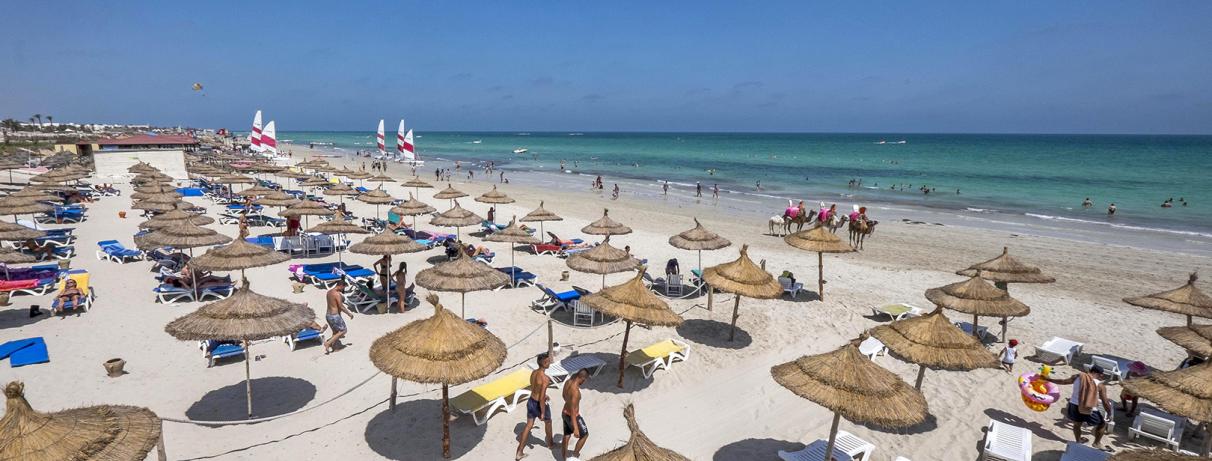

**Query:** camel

left=819, top=213, right=848, bottom=234
left=769, top=208, right=815, bottom=236
left=848, top=217, right=879, bottom=250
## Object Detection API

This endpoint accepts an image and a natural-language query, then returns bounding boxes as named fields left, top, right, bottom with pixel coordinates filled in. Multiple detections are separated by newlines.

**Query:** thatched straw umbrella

left=402, top=176, right=433, bottom=196
left=165, top=281, right=315, bottom=418
left=254, top=190, right=301, bottom=209
left=323, top=182, right=359, bottom=205
left=391, top=193, right=437, bottom=230
left=357, top=188, right=396, bottom=219
left=368, top=293, right=506, bottom=458
left=0, top=220, right=44, bottom=241
left=139, top=209, right=215, bottom=229
left=415, top=252, right=510, bottom=318
left=433, top=183, right=468, bottom=207
left=1109, top=449, right=1203, bottom=460
left=668, top=217, right=731, bottom=274
left=133, top=182, right=177, bottom=195
left=957, top=246, right=1055, bottom=288
left=0, top=159, right=25, bottom=184
left=307, top=214, right=369, bottom=263
left=299, top=177, right=330, bottom=188
left=771, top=341, right=928, bottom=460
left=429, top=200, right=483, bottom=241
left=869, top=307, right=1000, bottom=389
left=702, top=244, right=782, bottom=341
left=925, top=276, right=1029, bottom=340
left=1124, top=272, right=1212, bottom=326
left=235, top=185, right=274, bottom=197
left=8, top=187, right=59, bottom=203
left=349, top=230, right=428, bottom=311
left=474, top=185, right=514, bottom=206
left=521, top=201, right=563, bottom=237
left=583, top=209, right=632, bottom=236
left=278, top=199, right=333, bottom=229
left=29, top=169, right=78, bottom=184
left=130, top=189, right=182, bottom=201
left=370, top=173, right=395, bottom=185
left=588, top=403, right=691, bottom=461
left=1156, top=324, right=1212, bottom=358
left=1122, top=362, right=1212, bottom=456
left=567, top=236, right=641, bottom=288
left=783, top=225, right=855, bottom=301
left=0, top=381, right=166, bottom=461
left=583, top=270, right=684, bottom=388
left=139, top=221, right=232, bottom=296
left=483, top=216, right=540, bottom=271
left=188, top=238, right=290, bottom=282
left=0, top=196, right=52, bottom=222
left=0, top=249, right=37, bottom=279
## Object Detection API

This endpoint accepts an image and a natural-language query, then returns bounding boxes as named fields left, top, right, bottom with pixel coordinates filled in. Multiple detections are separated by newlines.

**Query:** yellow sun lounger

left=625, top=339, right=690, bottom=379
left=449, top=368, right=532, bottom=426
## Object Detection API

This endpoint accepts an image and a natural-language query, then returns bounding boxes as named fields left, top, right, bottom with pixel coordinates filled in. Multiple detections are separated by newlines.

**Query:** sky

left=2, top=1, right=1210, bottom=134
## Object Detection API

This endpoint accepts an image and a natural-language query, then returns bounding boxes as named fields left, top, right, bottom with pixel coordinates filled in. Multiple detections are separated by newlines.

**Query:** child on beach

left=999, top=339, right=1018, bottom=372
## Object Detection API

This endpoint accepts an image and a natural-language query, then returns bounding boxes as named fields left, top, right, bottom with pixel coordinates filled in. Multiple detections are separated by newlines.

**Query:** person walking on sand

left=611, top=183, right=620, bottom=200
left=1046, top=365, right=1113, bottom=447
left=561, top=369, right=590, bottom=460
left=516, top=353, right=555, bottom=460
left=393, top=262, right=408, bottom=312
left=712, top=183, right=719, bottom=199
left=323, top=279, right=354, bottom=354
left=695, top=182, right=702, bottom=197
left=662, top=181, right=669, bottom=195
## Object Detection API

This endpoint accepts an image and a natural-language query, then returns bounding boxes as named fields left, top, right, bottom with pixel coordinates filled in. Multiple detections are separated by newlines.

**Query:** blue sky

left=2, top=1, right=1210, bottom=134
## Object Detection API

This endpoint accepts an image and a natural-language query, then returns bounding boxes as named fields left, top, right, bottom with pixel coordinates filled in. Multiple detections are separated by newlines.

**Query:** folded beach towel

left=0, top=337, right=49, bottom=367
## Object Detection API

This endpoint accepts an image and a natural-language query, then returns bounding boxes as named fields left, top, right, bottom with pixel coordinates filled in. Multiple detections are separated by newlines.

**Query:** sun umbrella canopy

left=1157, top=324, right=1212, bottom=358
left=236, top=185, right=275, bottom=197
left=323, top=183, right=359, bottom=197
left=870, top=308, right=1000, bottom=370
left=140, top=221, right=232, bottom=249
left=391, top=194, right=437, bottom=216
left=299, top=177, right=331, bottom=188
left=370, top=293, right=507, bottom=384
left=0, top=221, right=44, bottom=241
left=583, top=209, right=632, bottom=236
left=357, top=188, right=396, bottom=205
left=483, top=218, right=540, bottom=245
left=669, top=218, right=730, bottom=251
left=0, top=196, right=53, bottom=215
left=341, top=168, right=371, bottom=180
left=1124, top=272, right=1212, bottom=324
left=956, top=247, right=1055, bottom=284
left=370, top=174, right=395, bottom=183
left=134, top=183, right=177, bottom=195
left=521, top=201, right=562, bottom=223
left=7, top=188, right=58, bottom=203
left=0, top=249, right=37, bottom=264
left=1122, top=362, right=1212, bottom=424
left=584, top=270, right=683, bottom=327
left=217, top=174, right=255, bottom=184
left=0, top=381, right=163, bottom=461
left=925, top=276, right=1030, bottom=318
left=165, top=282, right=315, bottom=341
left=771, top=341, right=929, bottom=428
left=130, top=190, right=182, bottom=201
left=349, top=230, right=427, bottom=255
left=307, top=214, right=370, bottom=235
left=701, top=244, right=782, bottom=299
left=254, top=191, right=301, bottom=207
left=433, top=184, right=467, bottom=200
left=430, top=201, right=484, bottom=228
left=140, top=209, right=215, bottom=229
left=567, top=237, right=641, bottom=275
left=588, top=404, right=691, bottom=461
left=784, top=225, right=855, bottom=253
left=474, top=185, right=514, bottom=204
left=416, top=252, right=510, bottom=293
left=279, top=200, right=333, bottom=217
left=188, top=238, right=291, bottom=272
left=402, top=176, right=433, bottom=189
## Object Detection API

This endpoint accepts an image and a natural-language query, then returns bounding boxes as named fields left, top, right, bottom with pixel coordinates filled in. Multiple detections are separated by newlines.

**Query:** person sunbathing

left=23, top=239, right=55, bottom=260
left=51, top=279, right=83, bottom=315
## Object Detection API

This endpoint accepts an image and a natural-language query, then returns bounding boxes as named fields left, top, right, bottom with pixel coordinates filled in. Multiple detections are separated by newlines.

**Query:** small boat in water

left=471, top=140, right=482, bottom=144
left=513, top=148, right=529, bottom=154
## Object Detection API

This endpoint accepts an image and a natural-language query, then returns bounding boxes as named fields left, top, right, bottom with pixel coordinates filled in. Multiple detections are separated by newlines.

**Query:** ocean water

left=277, top=131, right=1212, bottom=240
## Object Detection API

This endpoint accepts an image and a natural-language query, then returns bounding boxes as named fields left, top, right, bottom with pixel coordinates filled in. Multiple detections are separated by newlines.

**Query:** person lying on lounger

left=23, top=239, right=55, bottom=260
left=165, top=266, right=232, bottom=290
left=51, top=279, right=83, bottom=314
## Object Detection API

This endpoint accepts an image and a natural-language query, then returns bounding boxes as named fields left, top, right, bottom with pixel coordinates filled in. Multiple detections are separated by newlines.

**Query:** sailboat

left=249, top=110, right=263, bottom=152
left=399, top=125, right=423, bottom=166
left=375, top=119, right=386, bottom=160
left=261, top=121, right=278, bottom=156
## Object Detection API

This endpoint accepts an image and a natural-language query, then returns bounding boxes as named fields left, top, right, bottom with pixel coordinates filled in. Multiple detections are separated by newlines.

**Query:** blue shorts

left=1066, top=403, right=1105, bottom=426
left=562, top=413, right=588, bottom=437
left=325, top=314, right=347, bottom=333
left=526, top=398, right=550, bottom=421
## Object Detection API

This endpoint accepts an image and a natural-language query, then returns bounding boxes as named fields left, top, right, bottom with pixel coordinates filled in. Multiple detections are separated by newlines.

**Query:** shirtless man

left=322, top=279, right=354, bottom=354
left=516, top=353, right=554, bottom=460
left=561, top=369, right=590, bottom=460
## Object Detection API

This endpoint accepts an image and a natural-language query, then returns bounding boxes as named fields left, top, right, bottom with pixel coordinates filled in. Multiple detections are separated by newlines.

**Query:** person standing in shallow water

left=1108, top=203, right=1117, bottom=215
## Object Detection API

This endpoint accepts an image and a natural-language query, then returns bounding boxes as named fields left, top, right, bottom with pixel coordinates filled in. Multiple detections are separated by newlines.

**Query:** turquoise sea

left=275, top=131, right=1212, bottom=242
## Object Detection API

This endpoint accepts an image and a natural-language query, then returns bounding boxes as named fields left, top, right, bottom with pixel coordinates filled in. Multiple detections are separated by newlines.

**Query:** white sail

left=396, top=119, right=406, bottom=157
left=261, top=120, right=278, bottom=155
left=376, top=119, right=386, bottom=155
left=402, top=129, right=416, bottom=161
left=249, top=110, right=263, bottom=152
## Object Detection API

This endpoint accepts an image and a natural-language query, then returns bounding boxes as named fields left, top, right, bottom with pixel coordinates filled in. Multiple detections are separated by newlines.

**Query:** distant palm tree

left=45, top=115, right=52, bottom=126
left=33, top=114, right=42, bottom=126
left=28, top=117, right=35, bottom=126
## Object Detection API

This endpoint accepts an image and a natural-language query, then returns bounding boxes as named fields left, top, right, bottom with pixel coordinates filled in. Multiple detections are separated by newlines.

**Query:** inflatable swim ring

left=1017, top=365, right=1061, bottom=412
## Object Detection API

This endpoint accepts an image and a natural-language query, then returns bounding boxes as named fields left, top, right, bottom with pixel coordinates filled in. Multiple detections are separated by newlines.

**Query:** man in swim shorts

left=516, top=353, right=554, bottom=460
left=561, top=369, right=590, bottom=459
left=323, top=278, right=354, bottom=354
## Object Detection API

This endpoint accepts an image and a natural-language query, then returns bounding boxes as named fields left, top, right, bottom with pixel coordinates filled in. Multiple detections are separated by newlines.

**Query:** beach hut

left=1122, top=362, right=1212, bottom=456
left=306, top=213, right=369, bottom=263
left=783, top=225, right=855, bottom=301
left=1124, top=272, right=1212, bottom=326
left=702, top=244, right=782, bottom=341
left=188, top=237, right=290, bottom=282
left=567, top=236, right=641, bottom=288
left=0, top=381, right=167, bottom=461
left=520, top=201, right=563, bottom=237
left=588, top=403, right=691, bottom=461
left=668, top=217, right=731, bottom=278
left=429, top=200, right=483, bottom=241
left=357, top=188, right=396, bottom=219
left=771, top=341, right=929, bottom=461
left=415, top=251, right=509, bottom=318
left=925, top=276, right=1029, bottom=340
left=583, top=209, right=633, bottom=236
left=391, top=193, right=437, bottom=230
left=1156, top=324, right=1212, bottom=358
left=165, top=281, right=315, bottom=418
left=368, top=294, right=506, bottom=459
left=483, top=216, right=541, bottom=271
left=582, top=270, right=684, bottom=388
left=869, top=307, right=1000, bottom=389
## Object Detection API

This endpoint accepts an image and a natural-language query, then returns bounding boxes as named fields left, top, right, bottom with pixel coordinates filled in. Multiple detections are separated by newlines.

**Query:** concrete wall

left=92, top=149, right=188, bottom=181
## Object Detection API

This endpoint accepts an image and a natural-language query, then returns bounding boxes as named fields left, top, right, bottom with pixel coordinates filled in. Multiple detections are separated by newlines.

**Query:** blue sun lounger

left=284, top=328, right=325, bottom=350
left=96, top=240, right=145, bottom=263
left=497, top=267, right=537, bottom=288
left=0, top=337, right=49, bottom=367
left=201, top=340, right=245, bottom=367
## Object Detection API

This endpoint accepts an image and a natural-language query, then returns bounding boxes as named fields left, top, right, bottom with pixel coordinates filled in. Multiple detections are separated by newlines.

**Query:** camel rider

left=797, top=200, right=806, bottom=220
left=849, top=206, right=869, bottom=225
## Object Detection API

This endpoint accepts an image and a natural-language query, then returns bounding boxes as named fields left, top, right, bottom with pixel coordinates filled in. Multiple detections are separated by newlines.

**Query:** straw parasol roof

left=188, top=238, right=291, bottom=273
left=567, top=236, right=641, bottom=277
left=307, top=214, right=369, bottom=235
left=235, top=185, right=275, bottom=197
left=0, top=221, right=44, bottom=241
left=0, top=249, right=36, bottom=264
left=583, top=209, right=632, bottom=236
left=701, top=244, right=782, bottom=299
left=433, top=183, right=467, bottom=200
left=134, top=183, right=177, bottom=195
left=1122, top=362, right=1212, bottom=455
left=474, top=185, right=514, bottom=204
left=588, top=403, right=691, bottom=461
left=139, top=209, right=215, bottom=229
left=416, top=252, right=510, bottom=316
left=1124, top=272, right=1212, bottom=326
left=520, top=201, right=562, bottom=235
left=129, top=190, right=181, bottom=201
left=165, top=282, right=314, bottom=341
left=1109, top=450, right=1202, bottom=461
left=349, top=230, right=427, bottom=255
left=357, top=188, right=396, bottom=205
left=278, top=200, right=334, bottom=217
left=139, top=221, right=232, bottom=249
left=0, top=381, right=163, bottom=461
left=584, top=269, right=684, bottom=387
left=925, top=276, right=1030, bottom=317
left=29, top=169, right=77, bottom=183
left=429, top=200, right=483, bottom=239
left=323, top=182, right=359, bottom=198
left=0, top=196, right=52, bottom=216
left=369, top=173, right=395, bottom=183
left=8, top=187, right=58, bottom=203
left=254, top=190, right=301, bottom=207
left=299, top=177, right=330, bottom=188
left=483, top=218, right=539, bottom=244
left=784, top=225, right=856, bottom=301
left=870, top=308, right=1000, bottom=389
left=669, top=218, right=730, bottom=251
left=1156, top=324, right=1212, bottom=358
left=392, top=193, right=437, bottom=217
left=369, top=293, right=506, bottom=458
left=956, top=247, right=1055, bottom=284
left=341, top=168, right=371, bottom=180
left=216, top=174, right=255, bottom=184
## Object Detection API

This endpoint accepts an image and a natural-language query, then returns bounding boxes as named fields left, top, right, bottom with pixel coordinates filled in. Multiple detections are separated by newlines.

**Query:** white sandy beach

left=4, top=148, right=1210, bottom=461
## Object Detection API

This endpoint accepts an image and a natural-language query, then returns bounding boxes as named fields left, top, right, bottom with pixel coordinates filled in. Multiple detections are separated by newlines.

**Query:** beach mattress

left=627, top=340, right=685, bottom=366
left=450, top=369, right=531, bottom=412
left=0, top=337, right=50, bottom=367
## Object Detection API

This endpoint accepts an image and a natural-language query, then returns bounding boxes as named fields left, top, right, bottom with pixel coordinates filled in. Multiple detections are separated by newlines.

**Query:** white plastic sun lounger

left=625, top=339, right=690, bottom=379
left=531, top=354, right=607, bottom=390
left=1083, top=355, right=1132, bottom=382
left=448, top=368, right=532, bottom=426
left=1128, top=408, right=1186, bottom=450
left=981, top=420, right=1031, bottom=461
left=1036, top=337, right=1084, bottom=364
left=858, top=337, right=887, bottom=360
left=777, top=440, right=851, bottom=461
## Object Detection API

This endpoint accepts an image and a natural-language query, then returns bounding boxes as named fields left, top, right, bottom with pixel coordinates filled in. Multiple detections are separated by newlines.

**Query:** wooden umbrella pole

left=824, top=412, right=842, bottom=461
left=156, top=421, right=168, bottom=461
left=390, top=378, right=398, bottom=412
left=817, top=252, right=825, bottom=301
left=915, top=364, right=927, bottom=390
left=244, top=339, right=253, bottom=418
left=1000, top=316, right=1008, bottom=343
left=461, top=292, right=466, bottom=319
left=617, top=320, right=632, bottom=389
left=707, top=288, right=713, bottom=311
left=442, top=384, right=451, bottom=459
left=1201, top=423, right=1211, bottom=456
left=547, top=317, right=554, bottom=357
left=973, top=314, right=980, bottom=339
left=729, top=295, right=742, bottom=341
